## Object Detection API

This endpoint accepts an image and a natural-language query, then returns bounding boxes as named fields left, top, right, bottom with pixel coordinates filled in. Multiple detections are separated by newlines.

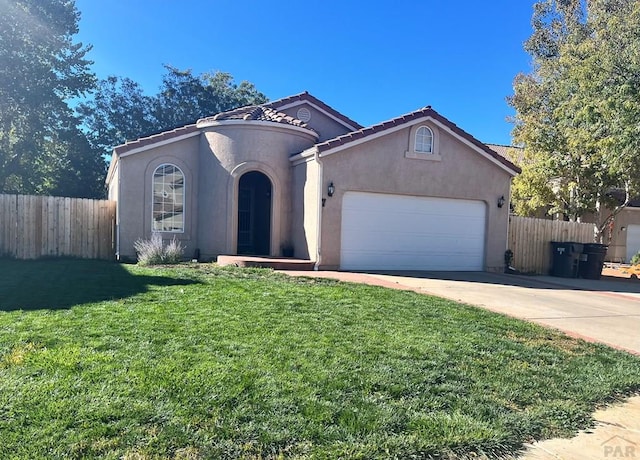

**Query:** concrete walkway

left=280, top=270, right=640, bottom=460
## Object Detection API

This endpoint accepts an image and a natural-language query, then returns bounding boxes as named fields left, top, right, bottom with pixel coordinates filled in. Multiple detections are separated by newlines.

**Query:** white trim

left=314, top=151, right=323, bottom=270
left=405, top=151, right=442, bottom=161
left=106, top=153, right=118, bottom=184
left=315, top=116, right=519, bottom=176
left=116, top=160, right=121, bottom=259
left=118, top=131, right=201, bottom=158
left=290, top=147, right=317, bottom=164
left=196, top=119, right=318, bottom=139
left=271, top=100, right=360, bottom=131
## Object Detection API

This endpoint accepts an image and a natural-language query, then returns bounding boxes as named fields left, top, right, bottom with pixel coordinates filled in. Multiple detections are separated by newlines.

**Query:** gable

left=265, top=92, right=362, bottom=142
left=291, top=107, right=520, bottom=177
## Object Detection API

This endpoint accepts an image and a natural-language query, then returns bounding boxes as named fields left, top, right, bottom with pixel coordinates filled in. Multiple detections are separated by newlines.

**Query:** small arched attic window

left=415, top=126, right=433, bottom=154
left=152, top=163, right=185, bottom=232
left=406, top=123, right=441, bottom=161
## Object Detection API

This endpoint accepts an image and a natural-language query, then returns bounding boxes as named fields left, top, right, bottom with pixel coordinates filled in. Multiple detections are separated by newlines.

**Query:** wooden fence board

left=0, top=194, right=116, bottom=260
left=508, top=216, right=595, bottom=275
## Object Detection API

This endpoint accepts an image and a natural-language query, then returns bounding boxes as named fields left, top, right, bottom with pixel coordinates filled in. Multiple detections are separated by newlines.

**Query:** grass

left=0, top=259, right=639, bottom=459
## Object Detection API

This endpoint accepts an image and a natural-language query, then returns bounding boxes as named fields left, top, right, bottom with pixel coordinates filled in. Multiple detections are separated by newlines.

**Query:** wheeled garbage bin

left=579, top=243, right=608, bottom=280
left=550, top=242, right=583, bottom=278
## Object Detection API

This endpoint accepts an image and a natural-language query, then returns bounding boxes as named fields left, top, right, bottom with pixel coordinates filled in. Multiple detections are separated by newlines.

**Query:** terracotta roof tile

left=198, top=105, right=314, bottom=131
left=264, top=91, right=364, bottom=130
left=486, top=144, right=524, bottom=166
left=113, top=124, right=199, bottom=155
left=314, top=107, right=521, bottom=174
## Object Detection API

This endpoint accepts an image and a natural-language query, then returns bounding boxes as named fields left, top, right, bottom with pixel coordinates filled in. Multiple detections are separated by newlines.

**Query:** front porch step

left=216, top=255, right=315, bottom=271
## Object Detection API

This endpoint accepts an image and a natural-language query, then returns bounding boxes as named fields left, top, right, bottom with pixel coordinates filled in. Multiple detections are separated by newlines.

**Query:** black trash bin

left=579, top=243, right=608, bottom=280
left=550, top=241, right=583, bottom=278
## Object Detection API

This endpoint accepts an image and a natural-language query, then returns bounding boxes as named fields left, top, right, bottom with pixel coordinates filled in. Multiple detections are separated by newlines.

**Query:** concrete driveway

left=282, top=270, right=640, bottom=354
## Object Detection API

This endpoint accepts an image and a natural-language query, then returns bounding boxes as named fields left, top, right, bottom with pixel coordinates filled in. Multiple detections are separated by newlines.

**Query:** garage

left=340, top=192, right=486, bottom=271
left=626, top=224, right=640, bottom=263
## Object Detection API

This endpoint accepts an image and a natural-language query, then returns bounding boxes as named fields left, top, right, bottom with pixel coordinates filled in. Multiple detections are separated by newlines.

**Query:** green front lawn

left=0, top=259, right=639, bottom=459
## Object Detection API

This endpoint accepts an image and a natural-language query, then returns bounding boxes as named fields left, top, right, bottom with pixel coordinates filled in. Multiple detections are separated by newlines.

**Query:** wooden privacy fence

left=0, top=194, right=116, bottom=260
left=508, top=216, right=596, bottom=275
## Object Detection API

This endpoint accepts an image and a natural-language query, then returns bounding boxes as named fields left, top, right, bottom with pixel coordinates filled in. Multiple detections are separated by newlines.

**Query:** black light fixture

left=327, top=181, right=335, bottom=197
left=497, top=195, right=505, bottom=208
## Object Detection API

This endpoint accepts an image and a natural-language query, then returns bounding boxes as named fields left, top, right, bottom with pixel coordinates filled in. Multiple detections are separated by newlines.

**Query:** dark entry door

left=237, top=171, right=272, bottom=255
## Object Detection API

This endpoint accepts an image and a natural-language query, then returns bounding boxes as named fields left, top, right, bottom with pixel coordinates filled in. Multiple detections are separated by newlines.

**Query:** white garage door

left=340, top=192, right=486, bottom=271
left=626, top=225, right=640, bottom=263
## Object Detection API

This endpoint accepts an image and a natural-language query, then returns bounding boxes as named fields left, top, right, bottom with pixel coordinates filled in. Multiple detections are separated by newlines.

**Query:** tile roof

left=113, top=124, right=199, bottom=156
left=264, top=91, right=364, bottom=130
left=486, top=144, right=524, bottom=166
left=197, top=105, right=314, bottom=131
left=313, top=107, right=522, bottom=174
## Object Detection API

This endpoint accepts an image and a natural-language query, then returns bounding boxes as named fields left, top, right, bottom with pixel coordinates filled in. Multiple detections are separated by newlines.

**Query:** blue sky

left=75, top=1, right=534, bottom=146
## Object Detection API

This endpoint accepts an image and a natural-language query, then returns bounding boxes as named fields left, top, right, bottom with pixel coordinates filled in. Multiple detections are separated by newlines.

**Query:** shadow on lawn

left=0, top=258, right=199, bottom=311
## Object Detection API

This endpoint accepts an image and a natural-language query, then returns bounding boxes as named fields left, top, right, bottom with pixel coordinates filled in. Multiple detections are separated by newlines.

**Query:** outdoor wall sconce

left=621, top=226, right=627, bottom=232
left=327, top=181, right=335, bottom=197
left=497, top=195, right=505, bottom=208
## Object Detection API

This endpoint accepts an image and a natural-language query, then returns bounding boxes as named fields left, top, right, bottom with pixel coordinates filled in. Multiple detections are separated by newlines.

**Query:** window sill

left=405, top=151, right=441, bottom=161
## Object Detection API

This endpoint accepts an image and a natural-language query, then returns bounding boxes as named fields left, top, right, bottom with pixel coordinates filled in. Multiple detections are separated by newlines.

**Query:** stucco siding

left=200, top=123, right=317, bottom=257
left=584, top=208, right=640, bottom=262
left=291, top=159, right=319, bottom=260
left=319, top=123, right=512, bottom=271
left=116, top=135, right=200, bottom=260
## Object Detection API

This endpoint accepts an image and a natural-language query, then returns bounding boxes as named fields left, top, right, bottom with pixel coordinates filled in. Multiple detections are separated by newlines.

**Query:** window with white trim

left=152, top=164, right=185, bottom=232
left=415, top=126, right=433, bottom=154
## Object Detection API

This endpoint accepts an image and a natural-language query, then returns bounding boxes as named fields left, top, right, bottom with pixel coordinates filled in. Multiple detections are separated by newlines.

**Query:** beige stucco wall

left=591, top=208, right=640, bottom=262
left=116, top=135, right=201, bottom=260
left=291, top=158, right=319, bottom=260
left=197, top=122, right=317, bottom=259
left=317, top=121, right=513, bottom=271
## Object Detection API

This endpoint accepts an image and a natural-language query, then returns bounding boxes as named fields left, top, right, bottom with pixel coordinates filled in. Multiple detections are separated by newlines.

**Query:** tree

left=509, top=0, right=640, bottom=241
left=79, top=66, right=268, bottom=157
left=0, top=0, right=104, bottom=198
left=77, top=76, right=157, bottom=155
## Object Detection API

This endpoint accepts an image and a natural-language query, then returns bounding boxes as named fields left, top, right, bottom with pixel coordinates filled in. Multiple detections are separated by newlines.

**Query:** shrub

left=134, top=233, right=184, bottom=266
left=631, top=252, right=640, bottom=266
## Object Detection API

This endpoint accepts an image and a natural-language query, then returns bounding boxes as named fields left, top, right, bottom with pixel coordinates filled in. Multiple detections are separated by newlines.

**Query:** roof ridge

left=264, top=91, right=364, bottom=130
left=197, top=104, right=315, bottom=131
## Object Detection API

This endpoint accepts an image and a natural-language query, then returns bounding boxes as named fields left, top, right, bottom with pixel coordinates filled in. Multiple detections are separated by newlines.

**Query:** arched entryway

left=237, top=171, right=272, bottom=255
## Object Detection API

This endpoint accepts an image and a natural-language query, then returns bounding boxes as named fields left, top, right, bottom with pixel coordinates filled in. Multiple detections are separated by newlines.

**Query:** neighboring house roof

left=300, top=106, right=521, bottom=175
left=264, top=91, right=364, bottom=131
left=198, top=105, right=314, bottom=130
left=486, top=144, right=524, bottom=166
left=607, top=189, right=640, bottom=208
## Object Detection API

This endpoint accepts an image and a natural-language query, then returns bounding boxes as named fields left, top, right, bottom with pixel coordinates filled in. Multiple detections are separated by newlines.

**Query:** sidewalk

left=519, top=396, right=640, bottom=460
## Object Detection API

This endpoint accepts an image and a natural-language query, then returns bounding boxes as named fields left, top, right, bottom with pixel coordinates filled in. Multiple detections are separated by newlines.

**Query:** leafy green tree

left=77, top=76, right=157, bottom=155
left=509, top=0, right=640, bottom=241
left=0, top=0, right=104, bottom=197
left=79, top=66, right=268, bottom=156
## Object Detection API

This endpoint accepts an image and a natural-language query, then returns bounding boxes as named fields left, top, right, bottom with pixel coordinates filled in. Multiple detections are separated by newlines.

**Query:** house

left=106, top=92, right=520, bottom=271
left=486, top=144, right=640, bottom=263
left=594, top=197, right=640, bottom=263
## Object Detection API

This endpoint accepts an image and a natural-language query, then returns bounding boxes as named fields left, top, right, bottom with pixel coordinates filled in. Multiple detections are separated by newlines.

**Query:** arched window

left=415, top=126, right=433, bottom=153
left=152, top=164, right=185, bottom=232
